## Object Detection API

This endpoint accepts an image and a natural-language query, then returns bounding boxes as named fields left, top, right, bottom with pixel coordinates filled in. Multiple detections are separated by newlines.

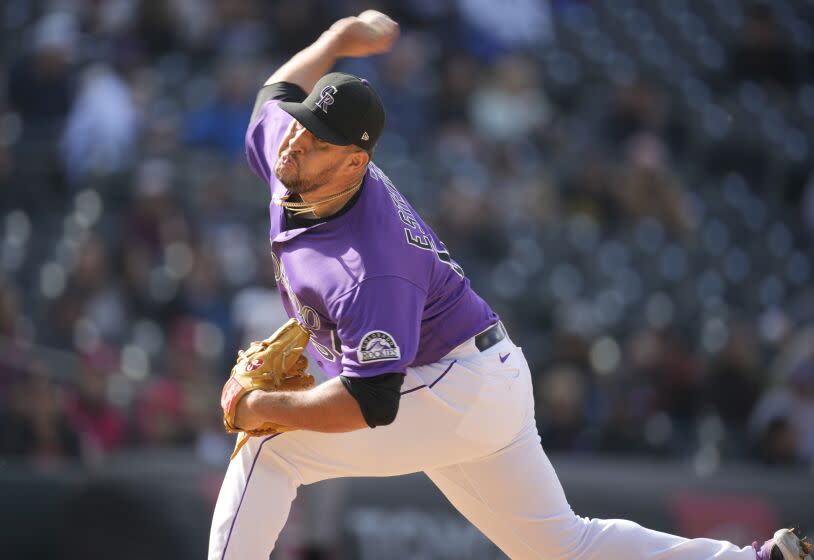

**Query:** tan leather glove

left=220, top=319, right=315, bottom=459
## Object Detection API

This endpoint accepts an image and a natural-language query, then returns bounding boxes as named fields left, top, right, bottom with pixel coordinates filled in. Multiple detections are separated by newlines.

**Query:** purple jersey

left=246, top=100, right=498, bottom=378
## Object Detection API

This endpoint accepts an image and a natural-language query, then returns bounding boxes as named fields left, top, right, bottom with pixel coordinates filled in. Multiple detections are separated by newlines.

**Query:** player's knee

left=532, top=513, right=592, bottom=560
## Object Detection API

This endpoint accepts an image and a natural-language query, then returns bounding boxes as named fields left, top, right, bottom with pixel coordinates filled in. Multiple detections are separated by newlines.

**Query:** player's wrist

left=316, top=26, right=347, bottom=58
left=322, top=19, right=365, bottom=59
left=234, top=391, right=264, bottom=430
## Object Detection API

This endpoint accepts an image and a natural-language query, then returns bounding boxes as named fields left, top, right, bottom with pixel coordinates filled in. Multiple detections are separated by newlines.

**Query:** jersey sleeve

left=244, top=82, right=306, bottom=184
left=331, top=276, right=427, bottom=378
left=340, top=373, right=404, bottom=428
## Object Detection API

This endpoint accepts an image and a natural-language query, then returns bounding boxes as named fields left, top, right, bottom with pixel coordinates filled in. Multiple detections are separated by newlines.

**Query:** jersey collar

left=270, top=168, right=370, bottom=244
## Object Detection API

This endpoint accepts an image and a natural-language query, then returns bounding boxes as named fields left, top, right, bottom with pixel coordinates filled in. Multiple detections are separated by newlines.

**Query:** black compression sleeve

left=340, top=373, right=404, bottom=428
left=250, top=82, right=307, bottom=123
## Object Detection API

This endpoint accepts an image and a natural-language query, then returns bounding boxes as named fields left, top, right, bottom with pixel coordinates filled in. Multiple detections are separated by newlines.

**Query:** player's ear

left=346, top=149, right=369, bottom=172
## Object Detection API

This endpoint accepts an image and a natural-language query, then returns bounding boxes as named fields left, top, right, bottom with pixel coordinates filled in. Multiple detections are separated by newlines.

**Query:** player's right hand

left=328, top=10, right=400, bottom=59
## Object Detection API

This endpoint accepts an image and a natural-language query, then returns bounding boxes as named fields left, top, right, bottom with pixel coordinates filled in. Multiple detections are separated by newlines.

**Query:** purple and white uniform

left=246, top=99, right=497, bottom=380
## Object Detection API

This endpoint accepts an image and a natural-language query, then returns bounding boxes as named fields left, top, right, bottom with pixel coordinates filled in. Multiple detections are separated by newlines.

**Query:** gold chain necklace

left=273, top=178, right=363, bottom=217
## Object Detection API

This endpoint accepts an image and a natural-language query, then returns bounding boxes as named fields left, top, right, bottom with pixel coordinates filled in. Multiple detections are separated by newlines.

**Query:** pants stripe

left=220, top=433, right=282, bottom=560
left=400, top=359, right=457, bottom=395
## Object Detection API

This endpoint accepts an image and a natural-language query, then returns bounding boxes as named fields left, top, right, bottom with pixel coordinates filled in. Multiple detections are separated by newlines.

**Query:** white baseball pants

left=209, top=335, right=759, bottom=560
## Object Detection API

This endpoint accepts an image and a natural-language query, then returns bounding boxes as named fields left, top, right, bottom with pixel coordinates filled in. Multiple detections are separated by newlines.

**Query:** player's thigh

left=238, top=385, right=477, bottom=484
left=234, top=349, right=534, bottom=484
left=426, top=425, right=581, bottom=559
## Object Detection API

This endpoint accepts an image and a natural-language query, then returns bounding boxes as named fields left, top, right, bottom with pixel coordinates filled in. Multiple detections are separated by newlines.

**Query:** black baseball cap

left=279, top=72, right=385, bottom=151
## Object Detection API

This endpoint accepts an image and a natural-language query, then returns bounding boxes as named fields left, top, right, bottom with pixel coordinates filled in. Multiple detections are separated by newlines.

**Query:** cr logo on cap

left=315, top=85, right=338, bottom=113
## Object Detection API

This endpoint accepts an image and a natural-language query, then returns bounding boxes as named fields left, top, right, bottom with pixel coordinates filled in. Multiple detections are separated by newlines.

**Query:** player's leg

left=209, top=433, right=297, bottom=560
left=209, top=351, right=504, bottom=560
left=213, top=424, right=422, bottom=560
left=208, top=412, right=455, bottom=560
left=427, top=425, right=758, bottom=560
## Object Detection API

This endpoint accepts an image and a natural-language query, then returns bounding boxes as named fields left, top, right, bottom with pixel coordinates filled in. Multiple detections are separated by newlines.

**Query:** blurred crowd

left=1, top=0, right=814, bottom=474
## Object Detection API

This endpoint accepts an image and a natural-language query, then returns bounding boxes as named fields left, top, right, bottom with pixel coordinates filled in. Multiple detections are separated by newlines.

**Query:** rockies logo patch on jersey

left=357, top=331, right=401, bottom=363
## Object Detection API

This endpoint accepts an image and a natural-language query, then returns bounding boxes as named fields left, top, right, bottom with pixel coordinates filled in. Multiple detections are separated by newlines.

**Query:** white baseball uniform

left=209, top=334, right=758, bottom=559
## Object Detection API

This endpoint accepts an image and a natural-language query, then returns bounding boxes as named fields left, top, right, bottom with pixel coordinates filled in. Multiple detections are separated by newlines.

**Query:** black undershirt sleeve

left=251, top=81, right=307, bottom=123
left=340, top=373, right=405, bottom=428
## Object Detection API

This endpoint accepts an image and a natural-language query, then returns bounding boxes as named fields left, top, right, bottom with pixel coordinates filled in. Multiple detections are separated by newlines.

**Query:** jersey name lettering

left=370, top=164, right=465, bottom=278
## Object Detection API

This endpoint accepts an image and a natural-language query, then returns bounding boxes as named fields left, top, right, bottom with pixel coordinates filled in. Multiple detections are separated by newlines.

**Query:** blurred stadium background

left=1, top=0, right=813, bottom=558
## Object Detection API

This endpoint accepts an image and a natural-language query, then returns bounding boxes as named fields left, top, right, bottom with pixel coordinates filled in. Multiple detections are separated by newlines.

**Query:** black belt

left=474, top=321, right=506, bottom=352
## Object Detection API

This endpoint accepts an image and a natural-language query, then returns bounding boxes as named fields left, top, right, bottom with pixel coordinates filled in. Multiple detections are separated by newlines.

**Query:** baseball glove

left=221, top=319, right=315, bottom=458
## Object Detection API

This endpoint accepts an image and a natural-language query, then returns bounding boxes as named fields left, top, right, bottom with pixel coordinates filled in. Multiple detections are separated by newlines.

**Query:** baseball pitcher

left=209, top=11, right=812, bottom=560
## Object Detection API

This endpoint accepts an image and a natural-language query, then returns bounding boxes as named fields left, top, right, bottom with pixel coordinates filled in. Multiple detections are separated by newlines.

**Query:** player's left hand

left=221, top=319, right=315, bottom=458
left=328, top=10, right=400, bottom=58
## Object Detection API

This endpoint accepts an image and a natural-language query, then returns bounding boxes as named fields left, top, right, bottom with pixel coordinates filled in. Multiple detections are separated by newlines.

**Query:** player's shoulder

left=363, top=163, right=417, bottom=224
left=356, top=165, right=418, bottom=242
left=248, top=98, right=288, bottom=136
left=350, top=167, right=437, bottom=275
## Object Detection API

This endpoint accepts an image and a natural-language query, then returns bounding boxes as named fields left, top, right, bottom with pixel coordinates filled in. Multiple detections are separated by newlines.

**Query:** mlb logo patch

left=357, top=331, right=401, bottom=363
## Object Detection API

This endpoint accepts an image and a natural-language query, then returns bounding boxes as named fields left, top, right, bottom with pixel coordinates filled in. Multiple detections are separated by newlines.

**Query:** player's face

left=274, top=120, right=354, bottom=195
